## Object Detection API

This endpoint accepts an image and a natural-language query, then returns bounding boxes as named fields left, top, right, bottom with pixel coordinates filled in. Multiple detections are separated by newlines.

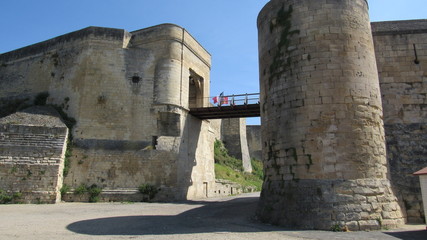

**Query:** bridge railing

left=207, top=93, right=260, bottom=107
left=189, top=93, right=261, bottom=118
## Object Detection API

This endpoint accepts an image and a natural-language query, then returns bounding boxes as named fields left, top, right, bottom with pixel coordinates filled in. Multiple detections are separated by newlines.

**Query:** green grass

left=214, top=140, right=243, bottom=171
left=251, top=157, right=264, bottom=180
left=214, top=140, right=264, bottom=191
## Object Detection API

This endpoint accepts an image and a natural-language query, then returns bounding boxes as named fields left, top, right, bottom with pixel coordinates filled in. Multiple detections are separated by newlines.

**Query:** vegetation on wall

left=32, top=92, right=76, bottom=178
left=52, top=106, right=76, bottom=131
left=1, top=92, right=77, bottom=201
left=62, top=141, right=72, bottom=177
left=214, top=140, right=264, bottom=191
left=33, top=92, right=76, bottom=179
left=73, top=184, right=102, bottom=203
left=214, top=140, right=243, bottom=171
left=138, top=183, right=159, bottom=201
left=60, top=184, right=70, bottom=199
left=0, top=189, right=22, bottom=204
left=33, top=92, right=77, bottom=130
left=268, top=4, right=300, bottom=85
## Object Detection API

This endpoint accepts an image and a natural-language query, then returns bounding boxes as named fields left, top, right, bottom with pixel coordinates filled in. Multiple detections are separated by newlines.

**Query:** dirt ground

left=0, top=192, right=426, bottom=240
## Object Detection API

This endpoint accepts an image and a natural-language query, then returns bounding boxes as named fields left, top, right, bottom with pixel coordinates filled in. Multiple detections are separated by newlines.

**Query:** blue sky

left=1, top=0, right=426, bottom=125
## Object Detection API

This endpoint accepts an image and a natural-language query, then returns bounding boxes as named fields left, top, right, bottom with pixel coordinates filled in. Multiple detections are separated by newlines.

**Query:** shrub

left=0, top=189, right=22, bottom=204
left=73, top=184, right=102, bottom=203
left=52, top=105, right=76, bottom=130
left=138, top=184, right=158, bottom=201
left=73, top=184, right=87, bottom=195
left=60, top=184, right=70, bottom=198
left=214, top=140, right=243, bottom=171
left=87, top=184, right=102, bottom=203
left=63, top=143, right=72, bottom=177
left=251, top=158, right=264, bottom=180
left=331, top=224, right=344, bottom=232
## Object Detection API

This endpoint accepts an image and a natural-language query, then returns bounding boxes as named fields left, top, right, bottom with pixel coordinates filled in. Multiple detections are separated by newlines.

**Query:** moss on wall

left=268, top=4, right=300, bottom=86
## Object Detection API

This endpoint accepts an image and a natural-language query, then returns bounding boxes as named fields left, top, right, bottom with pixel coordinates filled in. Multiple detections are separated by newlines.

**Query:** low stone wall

left=213, top=180, right=256, bottom=197
left=61, top=181, right=256, bottom=202
left=213, top=180, right=244, bottom=196
left=62, top=189, right=158, bottom=203
left=63, top=147, right=180, bottom=201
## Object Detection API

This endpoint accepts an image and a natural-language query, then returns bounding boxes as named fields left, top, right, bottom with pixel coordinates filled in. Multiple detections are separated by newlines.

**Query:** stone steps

left=0, top=134, right=66, bottom=148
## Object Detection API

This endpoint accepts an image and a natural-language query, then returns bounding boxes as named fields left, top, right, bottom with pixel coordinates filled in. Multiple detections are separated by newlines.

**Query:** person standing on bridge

left=212, top=92, right=228, bottom=106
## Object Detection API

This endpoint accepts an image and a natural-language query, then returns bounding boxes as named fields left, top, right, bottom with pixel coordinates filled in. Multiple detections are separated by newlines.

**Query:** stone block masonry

left=0, top=107, right=68, bottom=203
left=64, top=147, right=179, bottom=201
left=246, top=125, right=262, bottom=161
left=221, top=118, right=252, bottom=172
left=257, top=0, right=404, bottom=230
left=261, top=179, right=402, bottom=230
left=0, top=24, right=216, bottom=201
left=373, top=20, right=427, bottom=223
left=0, top=2, right=425, bottom=231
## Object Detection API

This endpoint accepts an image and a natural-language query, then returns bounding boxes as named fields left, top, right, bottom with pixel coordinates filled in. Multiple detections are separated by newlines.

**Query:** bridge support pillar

left=221, top=118, right=252, bottom=173
left=257, top=0, right=405, bottom=230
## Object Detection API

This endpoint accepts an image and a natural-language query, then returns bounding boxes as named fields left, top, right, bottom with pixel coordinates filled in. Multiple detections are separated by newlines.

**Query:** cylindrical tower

left=257, top=0, right=405, bottom=230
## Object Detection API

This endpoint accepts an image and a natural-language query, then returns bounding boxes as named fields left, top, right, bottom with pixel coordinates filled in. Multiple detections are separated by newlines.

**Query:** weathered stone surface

left=221, top=118, right=252, bottom=172
left=246, top=125, right=262, bottom=161
left=257, top=179, right=405, bottom=230
left=0, top=106, right=68, bottom=203
left=373, top=20, right=427, bottom=223
left=0, top=2, right=426, bottom=233
left=0, top=24, right=216, bottom=201
left=257, top=0, right=404, bottom=229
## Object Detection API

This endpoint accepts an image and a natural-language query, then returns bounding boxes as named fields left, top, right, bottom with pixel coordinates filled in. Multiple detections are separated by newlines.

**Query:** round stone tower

left=257, top=0, right=405, bottom=230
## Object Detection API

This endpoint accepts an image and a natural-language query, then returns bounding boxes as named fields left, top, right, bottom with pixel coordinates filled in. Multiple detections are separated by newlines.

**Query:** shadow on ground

left=67, top=196, right=427, bottom=239
left=385, top=229, right=427, bottom=240
left=67, top=196, right=277, bottom=235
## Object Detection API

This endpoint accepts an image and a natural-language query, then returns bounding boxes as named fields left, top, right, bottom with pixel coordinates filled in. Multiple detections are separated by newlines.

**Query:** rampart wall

left=0, top=24, right=215, bottom=201
left=373, top=20, right=427, bottom=223
left=1, top=8, right=427, bottom=229
left=221, top=118, right=252, bottom=172
left=246, top=125, right=262, bottom=161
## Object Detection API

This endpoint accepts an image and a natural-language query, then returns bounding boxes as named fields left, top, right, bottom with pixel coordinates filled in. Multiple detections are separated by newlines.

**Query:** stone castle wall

left=0, top=107, right=68, bottom=203
left=221, top=118, right=252, bottom=172
left=373, top=20, right=427, bottom=223
left=246, top=125, right=262, bottom=161
left=0, top=24, right=215, bottom=201
left=257, top=0, right=404, bottom=230
left=0, top=2, right=426, bottom=230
